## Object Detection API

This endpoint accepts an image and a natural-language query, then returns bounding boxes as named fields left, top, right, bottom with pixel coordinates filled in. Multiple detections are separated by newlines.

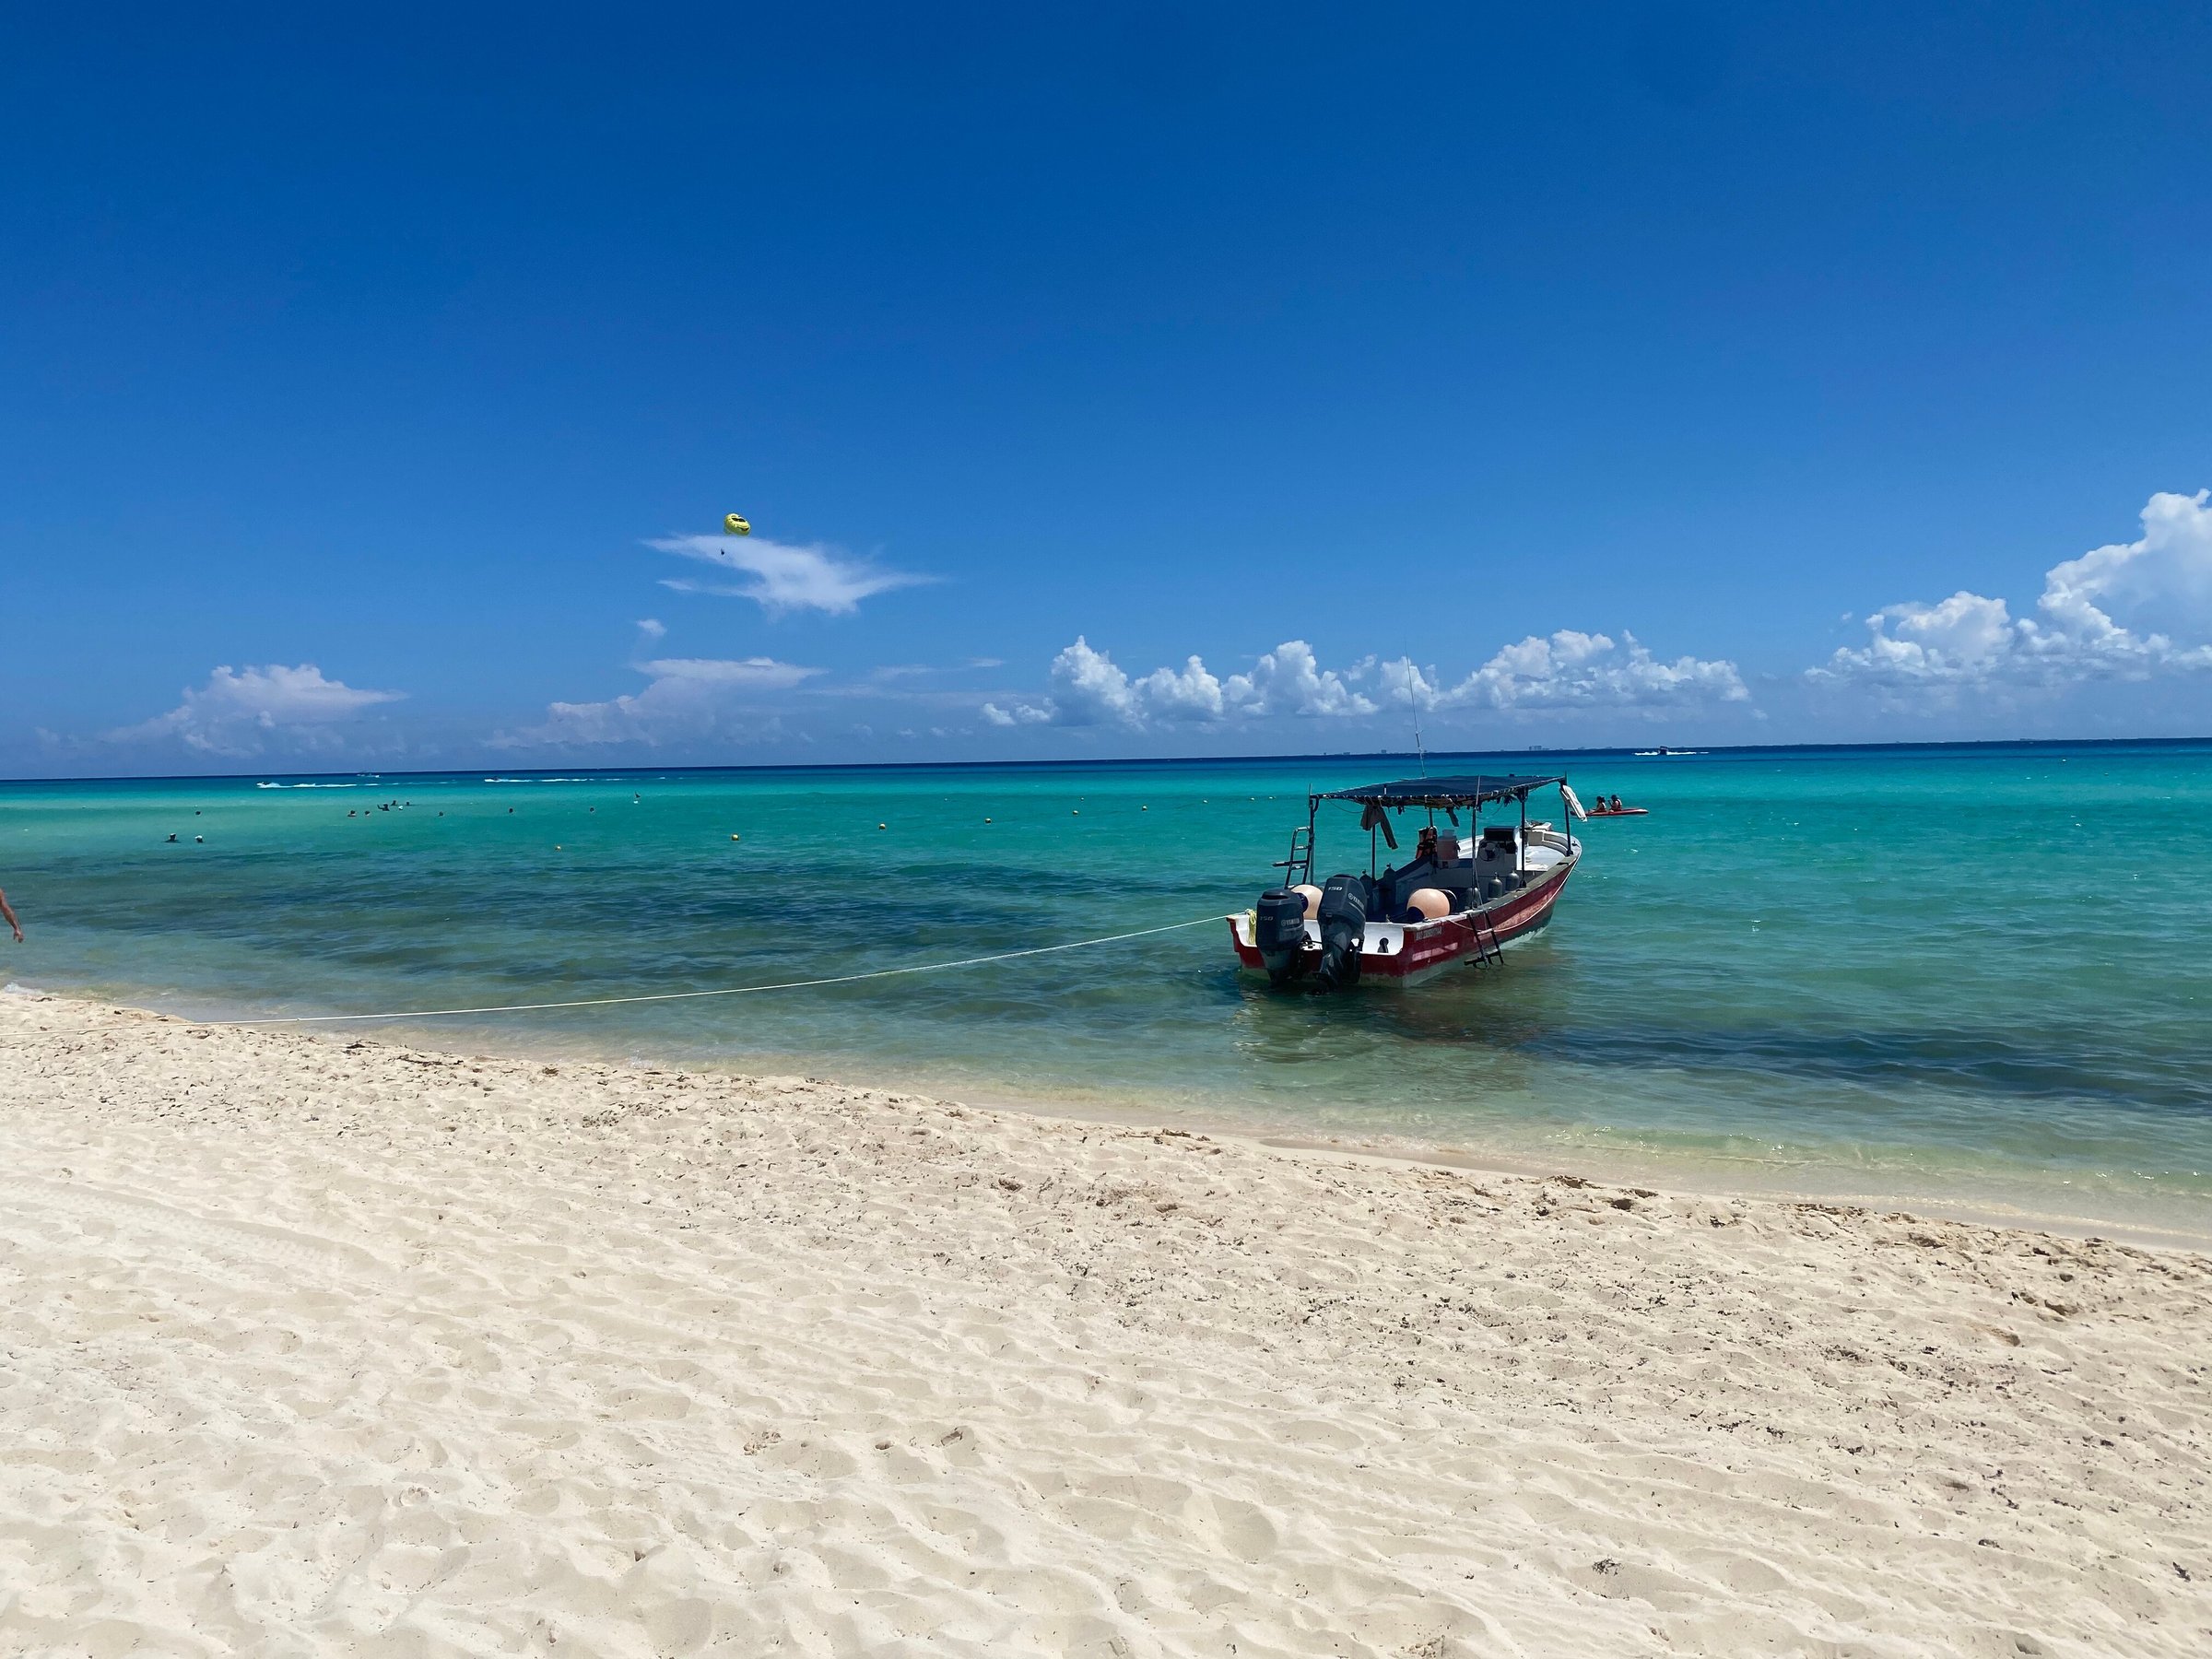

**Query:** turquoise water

left=5, top=744, right=2209, bottom=1239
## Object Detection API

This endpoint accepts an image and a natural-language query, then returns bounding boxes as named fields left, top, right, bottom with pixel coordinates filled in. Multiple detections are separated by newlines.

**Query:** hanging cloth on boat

left=1560, top=782, right=1589, bottom=822
left=1359, top=801, right=1400, bottom=850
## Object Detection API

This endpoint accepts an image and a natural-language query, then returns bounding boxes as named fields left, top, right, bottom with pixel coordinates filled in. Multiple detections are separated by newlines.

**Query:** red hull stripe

left=1230, top=859, right=1576, bottom=982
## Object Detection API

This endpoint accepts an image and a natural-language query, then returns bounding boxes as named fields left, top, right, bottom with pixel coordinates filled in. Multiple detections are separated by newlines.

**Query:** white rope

left=169, top=912, right=1233, bottom=1030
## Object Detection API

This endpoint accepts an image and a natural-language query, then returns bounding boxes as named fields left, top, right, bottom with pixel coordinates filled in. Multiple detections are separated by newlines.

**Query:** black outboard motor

left=1253, top=888, right=1310, bottom=985
left=1314, top=873, right=1371, bottom=991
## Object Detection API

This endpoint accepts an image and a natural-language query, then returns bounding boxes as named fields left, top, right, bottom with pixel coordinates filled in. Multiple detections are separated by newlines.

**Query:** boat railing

left=1527, top=826, right=1577, bottom=857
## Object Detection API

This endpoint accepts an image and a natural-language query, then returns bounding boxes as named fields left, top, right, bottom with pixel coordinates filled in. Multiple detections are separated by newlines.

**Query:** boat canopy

left=1317, top=773, right=1564, bottom=810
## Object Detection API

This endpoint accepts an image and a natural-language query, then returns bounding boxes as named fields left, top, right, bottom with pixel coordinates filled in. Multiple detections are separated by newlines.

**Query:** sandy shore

left=2, top=993, right=2207, bottom=1657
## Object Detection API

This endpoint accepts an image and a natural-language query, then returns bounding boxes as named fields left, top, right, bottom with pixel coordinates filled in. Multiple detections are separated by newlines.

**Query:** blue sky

left=4, top=2, right=2209, bottom=775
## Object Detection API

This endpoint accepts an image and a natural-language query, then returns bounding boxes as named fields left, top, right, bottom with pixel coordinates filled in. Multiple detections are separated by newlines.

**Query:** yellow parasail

left=724, top=512, right=751, bottom=535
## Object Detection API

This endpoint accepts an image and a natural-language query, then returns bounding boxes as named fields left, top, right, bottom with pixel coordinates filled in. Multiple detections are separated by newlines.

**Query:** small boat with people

left=1230, top=773, right=1583, bottom=990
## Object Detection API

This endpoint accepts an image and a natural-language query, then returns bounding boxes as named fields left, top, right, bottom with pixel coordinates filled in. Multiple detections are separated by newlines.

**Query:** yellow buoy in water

left=724, top=512, right=751, bottom=535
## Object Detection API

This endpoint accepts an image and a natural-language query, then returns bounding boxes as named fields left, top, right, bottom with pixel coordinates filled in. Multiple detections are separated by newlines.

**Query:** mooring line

left=116, top=912, right=1235, bottom=1030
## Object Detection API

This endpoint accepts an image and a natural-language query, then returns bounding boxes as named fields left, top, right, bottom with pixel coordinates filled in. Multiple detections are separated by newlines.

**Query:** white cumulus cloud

left=651, top=534, right=933, bottom=617
left=502, top=656, right=821, bottom=747
left=986, top=630, right=1738, bottom=731
left=1224, top=641, right=1376, bottom=719
left=111, top=664, right=404, bottom=755
left=1037, top=637, right=1140, bottom=725
left=1368, top=656, right=1441, bottom=710
left=1031, top=637, right=1241, bottom=725
left=1814, top=489, right=2212, bottom=692
left=1442, top=630, right=1748, bottom=711
left=1003, top=637, right=1378, bottom=727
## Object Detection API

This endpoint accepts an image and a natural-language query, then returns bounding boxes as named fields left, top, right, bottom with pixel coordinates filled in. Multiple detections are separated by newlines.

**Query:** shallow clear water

left=6, top=744, right=2209, bottom=1237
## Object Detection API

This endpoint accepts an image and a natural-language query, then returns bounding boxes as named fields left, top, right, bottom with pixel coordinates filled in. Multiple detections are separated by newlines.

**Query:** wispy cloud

left=500, top=656, right=822, bottom=747
left=650, top=534, right=934, bottom=617
left=1811, top=489, right=2212, bottom=698
left=109, top=664, right=405, bottom=756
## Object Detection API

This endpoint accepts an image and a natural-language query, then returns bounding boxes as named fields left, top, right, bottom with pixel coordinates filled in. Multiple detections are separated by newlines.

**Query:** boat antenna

left=1409, top=665, right=1427, bottom=778
left=1409, top=663, right=1433, bottom=829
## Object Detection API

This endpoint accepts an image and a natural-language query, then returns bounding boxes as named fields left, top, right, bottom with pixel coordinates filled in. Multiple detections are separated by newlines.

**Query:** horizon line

left=5, top=732, right=2209, bottom=788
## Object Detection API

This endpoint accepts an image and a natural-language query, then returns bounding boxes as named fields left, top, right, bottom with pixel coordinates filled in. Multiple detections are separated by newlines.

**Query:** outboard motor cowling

left=1314, top=873, right=1371, bottom=991
left=1253, top=888, right=1309, bottom=984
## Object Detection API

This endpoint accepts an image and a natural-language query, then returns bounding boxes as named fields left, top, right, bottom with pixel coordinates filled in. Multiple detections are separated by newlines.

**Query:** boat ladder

left=1274, top=825, right=1314, bottom=888
left=1468, top=909, right=1504, bottom=968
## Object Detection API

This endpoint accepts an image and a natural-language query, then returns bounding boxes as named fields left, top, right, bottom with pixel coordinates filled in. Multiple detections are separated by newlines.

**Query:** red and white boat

left=1229, top=773, right=1583, bottom=990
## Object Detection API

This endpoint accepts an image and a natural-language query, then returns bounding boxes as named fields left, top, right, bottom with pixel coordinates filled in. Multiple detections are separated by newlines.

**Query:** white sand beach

left=3, top=991, right=2207, bottom=1657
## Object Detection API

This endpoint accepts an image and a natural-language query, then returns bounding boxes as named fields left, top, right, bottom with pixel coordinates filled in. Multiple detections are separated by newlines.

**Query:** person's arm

left=0, top=888, right=19, bottom=943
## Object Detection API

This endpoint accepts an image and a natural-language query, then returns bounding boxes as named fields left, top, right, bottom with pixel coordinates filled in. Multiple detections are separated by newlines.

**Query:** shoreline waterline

left=22, top=983, right=2209, bottom=1253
